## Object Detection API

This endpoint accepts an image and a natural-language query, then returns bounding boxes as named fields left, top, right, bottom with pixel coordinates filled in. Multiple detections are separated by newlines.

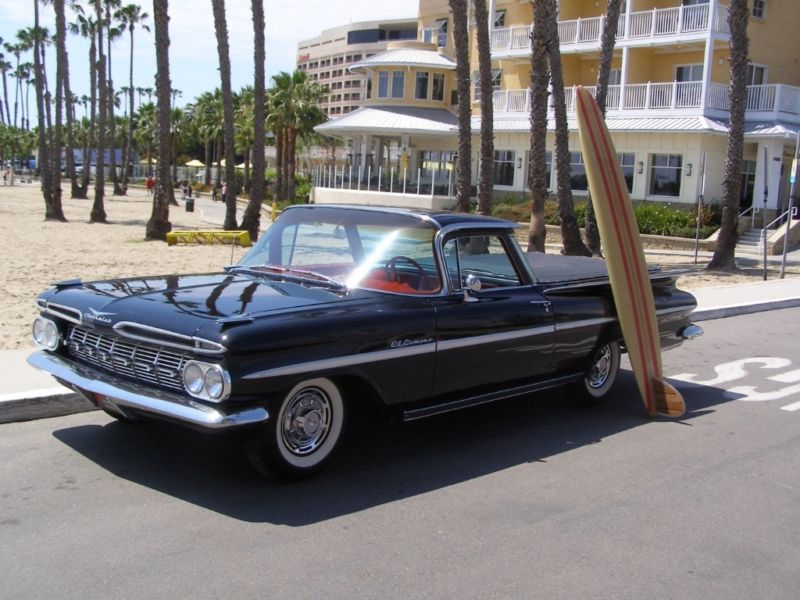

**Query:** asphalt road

left=1, top=309, right=799, bottom=599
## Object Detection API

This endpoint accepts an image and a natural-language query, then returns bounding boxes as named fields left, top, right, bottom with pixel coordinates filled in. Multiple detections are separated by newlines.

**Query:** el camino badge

left=390, top=337, right=433, bottom=349
left=84, top=308, right=115, bottom=324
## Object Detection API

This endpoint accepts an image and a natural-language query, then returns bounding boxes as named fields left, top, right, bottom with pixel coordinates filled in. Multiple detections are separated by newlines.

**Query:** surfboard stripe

left=575, top=90, right=656, bottom=414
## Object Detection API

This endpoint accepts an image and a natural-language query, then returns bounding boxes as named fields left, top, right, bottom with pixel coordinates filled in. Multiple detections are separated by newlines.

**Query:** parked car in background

left=28, top=205, right=701, bottom=479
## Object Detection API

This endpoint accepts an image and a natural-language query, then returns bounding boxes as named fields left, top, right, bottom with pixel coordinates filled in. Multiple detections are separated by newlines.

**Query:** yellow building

left=315, top=0, right=800, bottom=213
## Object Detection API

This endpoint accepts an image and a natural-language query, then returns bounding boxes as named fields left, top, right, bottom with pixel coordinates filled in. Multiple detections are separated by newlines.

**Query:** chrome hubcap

left=281, top=388, right=332, bottom=456
left=587, top=345, right=612, bottom=389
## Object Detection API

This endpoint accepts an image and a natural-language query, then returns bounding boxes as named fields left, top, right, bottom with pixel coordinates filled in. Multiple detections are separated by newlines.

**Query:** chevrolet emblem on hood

left=84, top=308, right=116, bottom=323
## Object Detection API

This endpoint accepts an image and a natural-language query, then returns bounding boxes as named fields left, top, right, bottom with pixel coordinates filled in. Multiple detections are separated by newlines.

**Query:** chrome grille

left=66, top=325, right=190, bottom=391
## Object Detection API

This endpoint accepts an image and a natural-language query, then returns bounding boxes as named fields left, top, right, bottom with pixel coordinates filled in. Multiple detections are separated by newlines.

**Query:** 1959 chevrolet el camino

left=28, top=204, right=702, bottom=479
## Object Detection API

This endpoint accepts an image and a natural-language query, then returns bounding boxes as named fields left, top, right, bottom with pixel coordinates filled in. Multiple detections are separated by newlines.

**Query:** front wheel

left=574, top=341, right=621, bottom=404
left=246, top=378, right=345, bottom=480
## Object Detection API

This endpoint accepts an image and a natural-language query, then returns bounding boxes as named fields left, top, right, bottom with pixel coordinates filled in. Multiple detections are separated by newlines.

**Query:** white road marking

left=670, top=357, right=791, bottom=386
left=780, top=400, right=800, bottom=412
left=724, top=382, right=800, bottom=402
left=768, top=369, right=800, bottom=384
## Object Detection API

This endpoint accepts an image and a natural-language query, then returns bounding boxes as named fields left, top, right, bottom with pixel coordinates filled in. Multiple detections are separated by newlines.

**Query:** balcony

left=491, top=3, right=730, bottom=59
left=492, top=83, right=800, bottom=123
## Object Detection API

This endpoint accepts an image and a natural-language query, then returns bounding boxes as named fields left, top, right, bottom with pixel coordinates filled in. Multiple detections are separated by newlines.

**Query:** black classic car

left=29, top=205, right=701, bottom=479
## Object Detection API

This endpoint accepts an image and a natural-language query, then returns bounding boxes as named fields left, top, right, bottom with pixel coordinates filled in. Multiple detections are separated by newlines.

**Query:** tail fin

left=650, top=379, right=685, bottom=418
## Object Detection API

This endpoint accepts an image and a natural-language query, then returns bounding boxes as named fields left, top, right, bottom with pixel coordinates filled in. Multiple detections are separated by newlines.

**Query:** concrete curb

left=0, top=389, right=94, bottom=424
left=692, top=297, right=800, bottom=322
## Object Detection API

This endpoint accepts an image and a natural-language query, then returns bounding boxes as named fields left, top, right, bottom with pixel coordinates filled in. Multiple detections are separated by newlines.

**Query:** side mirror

left=462, top=274, right=482, bottom=302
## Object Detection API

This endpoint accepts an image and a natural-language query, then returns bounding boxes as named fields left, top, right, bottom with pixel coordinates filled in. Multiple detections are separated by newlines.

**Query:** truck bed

left=526, top=252, right=665, bottom=286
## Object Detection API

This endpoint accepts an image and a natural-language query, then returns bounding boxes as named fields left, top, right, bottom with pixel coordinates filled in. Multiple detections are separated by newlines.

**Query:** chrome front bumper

left=27, top=350, right=269, bottom=430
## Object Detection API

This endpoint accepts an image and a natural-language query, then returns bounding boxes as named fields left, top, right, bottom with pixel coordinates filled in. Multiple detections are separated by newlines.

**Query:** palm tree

left=0, top=42, right=11, bottom=125
left=133, top=101, right=156, bottom=172
left=103, top=0, right=124, bottom=195
left=448, top=0, right=472, bottom=213
left=52, top=0, right=80, bottom=199
left=234, top=87, right=254, bottom=192
left=708, top=0, right=750, bottom=271
left=474, top=0, right=494, bottom=216
left=527, top=0, right=550, bottom=253
left=240, top=0, right=266, bottom=241
left=116, top=0, right=152, bottom=196
left=91, top=0, right=108, bottom=223
left=146, top=0, right=173, bottom=240
left=211, top=0, right=238, bottom=230
left=4, top=41, right=22, bottom=128
left=543, top=0, right=590, bottom=256
left=68, top=7, right=96, bottom=198
left=583, top=0, right=623, bottom=256
left=191, top=90, right=219, bottom=185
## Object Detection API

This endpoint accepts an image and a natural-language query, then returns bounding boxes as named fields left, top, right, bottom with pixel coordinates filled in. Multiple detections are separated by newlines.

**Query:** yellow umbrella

left=185, top=159, right=205, bottom=167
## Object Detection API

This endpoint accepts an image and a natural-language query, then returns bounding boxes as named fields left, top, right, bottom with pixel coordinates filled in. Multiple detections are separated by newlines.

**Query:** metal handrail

left=738, top=205, right=754, bottom=218
left=763, top=208, right=792, bottom=232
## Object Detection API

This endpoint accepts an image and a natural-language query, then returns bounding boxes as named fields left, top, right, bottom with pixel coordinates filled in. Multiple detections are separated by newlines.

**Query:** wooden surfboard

left=574, top=86, right=685, bottom=418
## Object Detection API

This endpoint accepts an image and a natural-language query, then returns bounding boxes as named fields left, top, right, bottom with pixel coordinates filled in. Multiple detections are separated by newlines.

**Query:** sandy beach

left=2, top=182, right=797, bottom=350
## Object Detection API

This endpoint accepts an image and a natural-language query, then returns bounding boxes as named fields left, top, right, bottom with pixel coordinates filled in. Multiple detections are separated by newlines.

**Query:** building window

left=366, top=77, right=372, bottom=99
left=618, top=152, right=635, bottom=192
left=415, top=72, right=430, bottom=100
left=494, top=9, right=506, bottom=28
left=569, top=152, right=588, bottom=191
left=391, top=71, right=405, bottom=99
left=377, top=71, right=389, bottom=98
left=474, top=69, right=502, bottom=101
left=752, top=0, right=766, bottom=18
left=524, top=151, right=552, bottom=190
left=747, top=64, right=767, bottom=86
left=423, top=18, right=448, bottom=47
left=418, top=150, right=455, bottom=180
left=649, top=154, right=683, bottom=197
left=493, top=150, right=515, bottom=186
left=432, top=73, right=445, bottom=101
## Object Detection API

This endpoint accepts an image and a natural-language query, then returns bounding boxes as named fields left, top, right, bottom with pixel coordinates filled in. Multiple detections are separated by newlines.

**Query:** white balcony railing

left=492, top=83, right=800, bottom=118
left=491, top=4, right=729, bottom=54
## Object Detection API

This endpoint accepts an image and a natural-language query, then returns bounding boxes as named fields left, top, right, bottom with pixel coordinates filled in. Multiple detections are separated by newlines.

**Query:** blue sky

left=0, top=0, right=418, bottom=111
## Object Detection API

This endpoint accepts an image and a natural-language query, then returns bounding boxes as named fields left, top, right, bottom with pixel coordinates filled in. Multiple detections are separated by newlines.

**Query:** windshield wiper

left=225, top=265, right=347, bottom=292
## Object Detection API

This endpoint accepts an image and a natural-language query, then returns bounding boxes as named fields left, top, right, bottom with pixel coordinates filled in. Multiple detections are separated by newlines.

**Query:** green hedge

left=491, top=196, right=721, bottom=239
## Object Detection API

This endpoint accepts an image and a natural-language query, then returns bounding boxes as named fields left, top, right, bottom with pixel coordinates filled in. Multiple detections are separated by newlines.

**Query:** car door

left=432, top=232, right=554, bottom=397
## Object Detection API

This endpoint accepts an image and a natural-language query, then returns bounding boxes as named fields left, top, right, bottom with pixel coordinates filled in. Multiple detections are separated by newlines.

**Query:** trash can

left=185, top=198, right=195, bottom=212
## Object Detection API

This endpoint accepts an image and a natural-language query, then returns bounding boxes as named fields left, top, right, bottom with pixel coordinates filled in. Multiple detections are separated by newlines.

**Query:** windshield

left=238, top=207, right=442, bottom=294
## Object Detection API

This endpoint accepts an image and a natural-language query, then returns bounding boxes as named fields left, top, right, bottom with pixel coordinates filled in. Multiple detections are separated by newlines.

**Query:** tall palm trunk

left=105, top=3, right=122, bottom=196
left=240, top=0, right=266, bottom=240
left=34, top=0, right=63, bottom=219
left=54, top=0, right=78, bottom=201
left=122, top=23, right=136, bottom=193
left=78, top=35, right=96, bottom=199
left=275, top=128, right=284, bottom=200
left=448, top=0, right=472, bottom=213
left=287, top=127, right=297, bottom=201
left=708, top=0, right=749, bottom=271
left=545, top=0, right=590, bottom=256
left=91, top=0, right=107, bottom=223
left=146, top=0, right=173, bottom=240
left=583, top=0, right=623, bottom=255
left=1, top=67, right=10, bottom=125
left=474, top=0, right=494, bottom=215
left=527, top=0, right=549, bottom=252
left=211, top=0, right=238, bottom=230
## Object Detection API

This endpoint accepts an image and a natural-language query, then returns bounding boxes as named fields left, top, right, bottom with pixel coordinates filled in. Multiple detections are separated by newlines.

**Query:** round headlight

left=183, top=362, right=205, bottom=394
left=204, top=366, right=225, bottom=400
left=44, top=321, right=59, bottom=350
left=32, top=318, right=46, bottom=345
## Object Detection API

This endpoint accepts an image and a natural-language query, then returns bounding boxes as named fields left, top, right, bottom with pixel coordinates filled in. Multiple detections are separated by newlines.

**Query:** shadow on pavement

left=52, top=371, right=732, bottom=525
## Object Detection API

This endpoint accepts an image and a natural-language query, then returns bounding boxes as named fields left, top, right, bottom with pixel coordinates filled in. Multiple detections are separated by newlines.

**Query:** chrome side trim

left=554, top=317, right=614, bottom=332
left=44, top=302, right=83, bottom=325
left=437, top=325, right=554, bottom=352
left=27, top=351, right=267, bottom=429
left=243, top=342, right=436, bottom=379
left=113, top=322, right=227, bottom=355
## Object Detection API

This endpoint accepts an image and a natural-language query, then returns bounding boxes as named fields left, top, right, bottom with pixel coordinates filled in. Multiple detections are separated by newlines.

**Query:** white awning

left=316, top=106, right=459, bottom=137
left=349, top=48, right=456, bottom=72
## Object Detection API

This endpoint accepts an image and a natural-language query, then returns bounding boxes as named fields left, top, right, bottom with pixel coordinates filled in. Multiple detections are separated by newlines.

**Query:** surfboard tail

left=650, top=379, right=686, bottom=418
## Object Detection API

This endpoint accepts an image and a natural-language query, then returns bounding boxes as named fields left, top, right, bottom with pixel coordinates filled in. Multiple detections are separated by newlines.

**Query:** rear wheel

left=574, top=341, right=621, bottom=404
left=247, top=378, right=345, bottom=480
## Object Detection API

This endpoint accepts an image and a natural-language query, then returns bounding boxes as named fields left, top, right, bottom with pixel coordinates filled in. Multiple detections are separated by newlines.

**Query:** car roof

left=284, top=203, right=520, bottom=230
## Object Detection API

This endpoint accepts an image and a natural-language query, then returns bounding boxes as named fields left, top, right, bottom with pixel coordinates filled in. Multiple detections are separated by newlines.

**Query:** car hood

left=40, top=272, right=352, bottom=339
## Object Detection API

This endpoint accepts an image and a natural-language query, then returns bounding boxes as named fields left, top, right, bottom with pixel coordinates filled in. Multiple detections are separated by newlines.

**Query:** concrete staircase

left=737, top=228, right=764, bottom=254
